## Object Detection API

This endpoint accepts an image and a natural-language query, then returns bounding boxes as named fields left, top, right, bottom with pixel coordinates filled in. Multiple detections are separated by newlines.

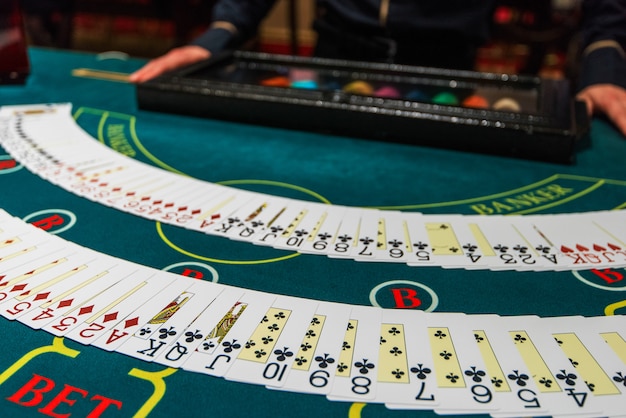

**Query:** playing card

left=181, top=289, right=277, bottom=377
left=271, top=300, right=352, bottom=395
left=295, top=204, right=347, bottom=255
left=153, top=285, right=246, bottom=368
left=225, top=294, right=319, bottom=388
left=326, top=304, right=382, bottom=402
left=378, top=309, right=440, bottom=409
left=91, top=274, right=195, bottom=351
left=116, top=279, right=225, bottom=361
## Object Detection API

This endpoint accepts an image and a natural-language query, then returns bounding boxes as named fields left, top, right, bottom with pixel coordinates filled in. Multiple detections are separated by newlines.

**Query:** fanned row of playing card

left=1, top=103, right=626, bottom=272
left=0, top=208, right=625, bottom=417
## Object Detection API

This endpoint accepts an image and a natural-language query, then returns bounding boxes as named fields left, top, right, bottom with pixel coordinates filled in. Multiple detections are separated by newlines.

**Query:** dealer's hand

left=129, top=45, right=211, bottom=83
left=577, top=84, right=626, bottom=137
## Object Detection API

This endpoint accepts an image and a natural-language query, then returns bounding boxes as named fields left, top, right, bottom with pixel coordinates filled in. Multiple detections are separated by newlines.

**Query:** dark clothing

left=190, top=0, right=626, bottom=88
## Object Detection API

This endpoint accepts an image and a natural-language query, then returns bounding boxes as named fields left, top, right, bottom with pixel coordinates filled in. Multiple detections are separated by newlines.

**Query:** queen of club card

left=153, top=286, right=246, bottom=368
left=115, top=279, right=225, bottom=361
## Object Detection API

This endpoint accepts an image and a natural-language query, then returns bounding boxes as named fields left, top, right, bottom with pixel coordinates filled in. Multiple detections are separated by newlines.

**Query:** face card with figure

left=181, top=289, right=277, bottom=377
left=498, top=315, right=604, bottom=417
left=202, top=193, right=269, bottom=238
left=185, top=190, right=259, bottom=234
left=296, top=204, right=348, bottom=255
left=326, top=304, right=383, bottom=402
left=270, top=300, right=353, bottom=395
left=377, top=309, right=440, bottom=409
left=538, top=315, right=626, bottom=417
left=523, top=213, right=626, bottom=270
left=153, top=285, right=246, bottom=368
left=224, top=295, right=320, bottom=388
left=17, top=261, right=136, bottom=331
left=91, top=274, right=195, bottom=351
left=420, top=313, right=500, bottom=415
left=220, top=195, right=299, bottom=243
left=115, top=279, right=226, bottom=362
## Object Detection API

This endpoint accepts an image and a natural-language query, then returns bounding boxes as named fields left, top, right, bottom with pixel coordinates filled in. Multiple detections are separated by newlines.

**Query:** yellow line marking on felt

left=73, top=108, right=626, bottom=212
left=0, top=337, right=80, bottom=386
left=348, top=402, right=366, bottom=418
left=605, top=300, right=626, bottom=316
left=128, top=367, right=177, bottom=418
left=156, top=221, right=300, bottom=265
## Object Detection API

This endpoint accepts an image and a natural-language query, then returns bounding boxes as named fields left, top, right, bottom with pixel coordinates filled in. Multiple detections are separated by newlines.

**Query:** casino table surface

left=1, top=47, right=625, bottom=418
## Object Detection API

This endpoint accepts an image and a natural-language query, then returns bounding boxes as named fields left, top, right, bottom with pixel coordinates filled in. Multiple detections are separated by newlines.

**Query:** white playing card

left=271, top=300, right=352, bottom=395
left=91, top=274, right=195, bottom=351
left=225, top=294, right=319, bottom=388
left=115, top=279, right=225, bottom=361
left=326, top=304, right=382, bottom=402
left=182, top=289, right=277, bottom=377
left=295, top=204, right=347, bottom=255
left=153, top=285, right=246, bottom=368
left=378, top=309, right=440, bottom=409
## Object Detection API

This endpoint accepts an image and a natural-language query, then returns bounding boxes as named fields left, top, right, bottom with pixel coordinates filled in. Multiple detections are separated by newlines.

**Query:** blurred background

left=18, top=0, right=583, bottom=79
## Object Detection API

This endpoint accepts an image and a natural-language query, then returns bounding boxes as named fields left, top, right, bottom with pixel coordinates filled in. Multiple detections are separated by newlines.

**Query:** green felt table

left=0, top=48, right=625, bottom=418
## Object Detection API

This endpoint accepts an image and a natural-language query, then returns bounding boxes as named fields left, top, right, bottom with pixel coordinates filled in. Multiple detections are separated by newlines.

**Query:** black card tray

left=136, top=50, right=589, bottom=164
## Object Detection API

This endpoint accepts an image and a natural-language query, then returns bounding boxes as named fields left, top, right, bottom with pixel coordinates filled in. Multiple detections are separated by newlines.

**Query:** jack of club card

left=225, top=294, right=319, bottom=388
left=182, top=289, right=277, bottom=377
